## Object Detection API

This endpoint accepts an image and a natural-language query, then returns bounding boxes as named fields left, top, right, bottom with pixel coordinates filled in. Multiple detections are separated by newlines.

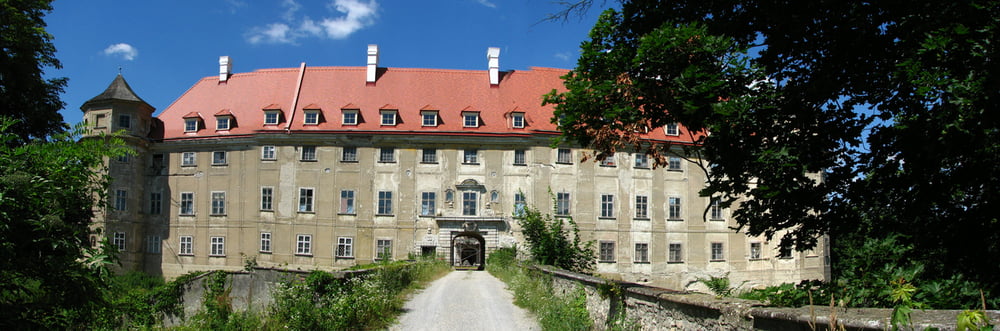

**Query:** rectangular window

left=184, top=119, right=198, bottom=132
left=376, top=239, right=392, bottom=260
left=264, top=111, right=279, bottom=125
left=749, top=242, right=762, bottom=260
left=422, top=112, right=437, bottom=126
left=113, top=232, right=126, bottom=251
left=118, top=114, right=131, bottom=129
left=377, top=191, right=393, bottom=215
left=556, top=192, right=571, bottom=216
left=260, top=232, right=272, bottom=253
left=421, top=192, right=436, bottom=216
left=710, top=198, right=724, bottom=220
left=422, top=148, right=437, bottom=163
left=296, top=234, right=312, bottom=255
left=301, top=146, right=317, bottom=161
left=342, top=147, right=358, bottom=162
left=337, top=237, right=354, bottom=257
left=779, top=248, right=793, bottom=259
left=463, top=149, right=478, bottom=164
left=600, top=154, right=616, bottom=167
left=212, top=151, right=227, bottom=165
left=117, top=154, right=130, bottom=163
left=599, top=241, right=615, bottom=262
left=668, top=197, right=682, bottom=220
left=600, top=194, right=615, bottom=218
left=514, top=192, right=527, bottom=217
left=299, top=188, right=314, bottom=212
left=665, top=123, right=679, bottom=135
left=179, top=236, right=193, bottom=255
left=463, top=112, right=479, bottom=127
left=511, top=113, right=525, bottom=128
left=634, top=154, right=649, bottom=168
left=462, top=191, right=477, bottom=216
left=115, top=189, right=127, bottom=211
left=340, top=190, right=355, bottom=214
left=711, top=242, right=725, bottom=261
left=94, top=113, right=107, bottom=128
left=635, top=243, right=649, bottom=263
left=668, top=243, right=683, bottom=262
left=379, top=147, right=395, bottom=163
left=304, top=111, right=319, bottom=125
left=210, top=237, right=225, bottom=256
left=342, top=110, right=358, bottom=125
left=147, top=235, right=161, bottom=254
left=380, top=110, right=396, bottom=126
left=211, top=192, right=226, bottom=215
left=635, top=195, right=648, bottom=219
left=149, top=192, right=162, bottom=215
left=668, top=156, right=682, bottom=171
left=180, top=192, right=194, bottom=215
left=262, top=145, right=276, bottom=160
left=261, top=187, right=273, bottom=211
left=513, top=149, right=526, bottom=165
left=181, top=152, right=196, bottom=166
left=216, top=117, right=230, bottom=130
left=556, top=148, right=572, bottom=164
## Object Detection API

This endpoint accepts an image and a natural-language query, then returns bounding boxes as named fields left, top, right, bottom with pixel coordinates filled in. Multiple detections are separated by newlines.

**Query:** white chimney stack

left=219, top=56, right=232, bottom=82
left=487, top=47, right=500, bottom=85
left=366, top=44, right=379, bottom=83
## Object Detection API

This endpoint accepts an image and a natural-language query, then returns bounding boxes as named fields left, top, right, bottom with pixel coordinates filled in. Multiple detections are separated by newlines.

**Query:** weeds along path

left=391, top=270, right=540, bottom=331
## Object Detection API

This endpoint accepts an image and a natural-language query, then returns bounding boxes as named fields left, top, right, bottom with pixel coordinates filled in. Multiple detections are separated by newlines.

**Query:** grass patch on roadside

left=487, top=247, right=592, bottom=331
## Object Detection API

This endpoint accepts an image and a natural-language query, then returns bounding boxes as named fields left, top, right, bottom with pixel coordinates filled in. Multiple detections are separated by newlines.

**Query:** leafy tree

left=545, top=0, right=1000, bottom=302
left=0, top=0, right=68, bottom=144
left=0, top=118, right=129, bottom=328
left=516, top=199, right=595, bottom=273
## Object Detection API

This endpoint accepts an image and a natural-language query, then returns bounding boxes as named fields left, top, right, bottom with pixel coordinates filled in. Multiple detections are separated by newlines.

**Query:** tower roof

left=81, top=74, right=152, bottom=110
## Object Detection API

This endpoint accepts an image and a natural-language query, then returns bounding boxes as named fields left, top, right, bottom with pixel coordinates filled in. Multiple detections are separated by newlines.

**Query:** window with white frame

left=421, top=192, right=436, bottom=216
left=342, top=109, right=358, bottom=125
left=114, top=189, right=127, bottom=211
left=600, top=194, right=615, bottom=218
left=462, top=112, right=479, bottom=128
left=668, top=197, right=682, bottom=220
left=600, top=154, right=616, bottom=167
left=210, top=237, right=225, bottom=256
left=260, top=232, right=272, bottom=253
left=300, top=146, right=317, bottom=161
left=179, top=236, right=193, bottom=255
left=337, top=237, right=354, bottom=257
left=513, top=149, right=526, bottom=165
left=299, top=188, right=314, bottom=212
left=421, top=111, right=437, bottom=126
left=462, top=191, right=477, bottom=216
left=216, top=117, right=231, bottom=130
left=463, top=149, right=478, bottom=164
left=556, top=192, right=571, bottom=216
left=118, top=114, right=132, bottom=129
left=261, top=187, right=273, bottom=211
left=599, top=241, right=615, bottom=262
left=113, top=232, right=126, bottom=251
left=342, top=147, right=357, bottom=162
left=668, top=243, right=683, bottom=262
left=340, top=190, right=355, bottom=214
left=711, top=242, right=725, bottom=261
left=422, top=148, right=437, bottom=163
left=556, top=148, right=572, bottom=164
left=376, top=239, right=392, bottom=260
left=710, top=198, right=724, bottom=220
left=634, top=153, right=649, bottom=168
left=379, top=147, right=395, bottom=163
left=184, top=118, right=198, bottom=132
left=514, top=192, right=527, bottom=217
left=264, top=111, right=280, bottom=125
left=749, top=242, right=762, bottom=260
left=261, top=145, right=276, bottom=160
left=511, top=112, right=525, bottom=128
left=147, top=235, right=161, bottom=254
left=303, top=110, right=320, bottom=125
left=210, top=192, right=226, bottom=215
left=181, top=152, right=196, bottom=166
left=668, top=156, right=682, bottom=171
left=212, top=151, right=227, bottom=165
left=180, top=192, right=194, bottom=215
left=149, top=192, right=162, bottom=215
left=377, top=191, right=393, bottom=215
left=380, top=110, right=397, bottom=126
left=296, top=234, right=312, bottom=255
left=665, top=123, right=679, bottom=135
left=635, top=195, right=649, bottom=219
left=635, top=243, right=649, bottom=263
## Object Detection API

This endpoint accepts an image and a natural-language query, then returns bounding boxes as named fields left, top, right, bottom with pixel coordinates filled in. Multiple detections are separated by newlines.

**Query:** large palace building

left=84, top=45, right=829, bottom=290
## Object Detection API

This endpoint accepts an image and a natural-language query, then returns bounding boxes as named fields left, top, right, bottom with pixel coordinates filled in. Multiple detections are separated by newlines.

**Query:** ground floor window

left=599, top=241, right=615, bottom=262
left=376, top=239, right=392, bottom=260
left=337, top=237, right=354, bottom=258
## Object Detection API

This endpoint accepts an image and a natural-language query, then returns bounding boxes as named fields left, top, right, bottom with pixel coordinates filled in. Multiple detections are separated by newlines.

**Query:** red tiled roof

left=155, top=65, right=698, bottom=143
left=214, top=109, right=234, bottom=116
left=182, top=112, right=202, bottom=119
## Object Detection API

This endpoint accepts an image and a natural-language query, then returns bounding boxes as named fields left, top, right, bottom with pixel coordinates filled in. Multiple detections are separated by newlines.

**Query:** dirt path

left=390, top=270, right=540, bottom=331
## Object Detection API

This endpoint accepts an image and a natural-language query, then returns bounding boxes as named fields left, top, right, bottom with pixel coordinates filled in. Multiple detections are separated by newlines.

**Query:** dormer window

left=264, top=111, right=280, bottom=125
left=665, top=123, right=679, bottom=136
left=380, top=109, right=397, bottom=126
left=304, top=109, right=321, bottom=125
left=421, top=111, right=438, bottom=127
left=511, top=112, right=525, bottom=128
left=214, top=109, right=234, bottom=131
left=182, top=112, right=202, bottom=132
left=463, top=112, right=480, bottom=128
left=342, top=109, right=359, bottom=125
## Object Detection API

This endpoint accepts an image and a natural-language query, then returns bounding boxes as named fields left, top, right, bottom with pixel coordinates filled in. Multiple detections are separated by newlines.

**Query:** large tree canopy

left=0, top=0, right=67, bottom=143
left=546, top=0, right=1000, bottom=299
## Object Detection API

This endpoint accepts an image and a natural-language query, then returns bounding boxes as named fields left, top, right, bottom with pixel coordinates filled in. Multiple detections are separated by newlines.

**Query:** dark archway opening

left=450, top=231, right=486, bottom=271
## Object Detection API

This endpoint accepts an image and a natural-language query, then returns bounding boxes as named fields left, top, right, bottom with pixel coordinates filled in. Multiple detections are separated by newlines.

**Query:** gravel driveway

left=391, top=270, right=540, bottom=331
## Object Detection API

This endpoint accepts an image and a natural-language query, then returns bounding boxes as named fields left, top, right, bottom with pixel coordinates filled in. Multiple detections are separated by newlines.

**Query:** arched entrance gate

left=450, top=222, right=486, bottom=270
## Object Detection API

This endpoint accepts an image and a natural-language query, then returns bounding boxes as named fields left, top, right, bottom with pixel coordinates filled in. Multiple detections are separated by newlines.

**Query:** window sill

left=336, top=256, right=355, bottom=260
left=555, top=162, right=573, bottom=165
left=709, top=259, right=726, bottom=262
left=298, top=211, right=315, bottom=214
left=210, top=214, right=226, bottom=217
left=338, top=212, right=357, bottom=216
left=667, top=261, right=684, bottom=264
left=378, top=161, right=397, bottom=164
left=418, top=214, right=436, bottom=218
left=512, top=163, right=527, bottom=166
left=179, top=214, right=195, bottom=217
left=709, top=218, right=726, bottom=222
left=375, top=214, right=395, bottom=217
left=599, top=165, right=616, bottom=168
left=667, top=218, right=684, bottom=222
left=294, top=253, right=313, bottom=257
left=260, top=209, right=273, bottom=212
left=420, top=161, right=439, bottom=164
left=299, top=159, right=318, bottom=162
left=180, top=164, right=196, bottom=167
left=598, top=217, right=616, bottom=220
left=340, top=160, right=358, bottom=163
left=209, top=255, right=225, bottom=258
left=462, top=162, right=480, bottom=165
left=555, top=214, right=571, bottom=218
left=211, top=163, right=228, bottom=167
left=667, top=169, right=684, bottom=172
left=633, top=217, right=650, bottom=221
left=748, top=258, right=768, bottom=261
left=261, top=158, right=276, bottom=161
left=633, top=261, right=650, bottom=264
left=598, top=260, right=616, bottom=263
left=259, top=251, right=272, bottom=254
left=178, top=253, right=194, bottom=257
left=634, top=166, right=650, bottom=169
left=342, top=123, right=358, bottom=126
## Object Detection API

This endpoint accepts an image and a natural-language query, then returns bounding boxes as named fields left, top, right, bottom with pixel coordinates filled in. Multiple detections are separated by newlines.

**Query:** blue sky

left=46, top=0, right=606, bottom=126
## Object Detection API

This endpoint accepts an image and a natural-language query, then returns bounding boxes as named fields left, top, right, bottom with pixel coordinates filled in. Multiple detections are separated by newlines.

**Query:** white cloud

left=476, top=0, right=497, bottom=8
left=103, top=43, right=138, bottom=61
left=554, top=52, right=573, bottom=61
left=246, top=0, right=378, bottom=45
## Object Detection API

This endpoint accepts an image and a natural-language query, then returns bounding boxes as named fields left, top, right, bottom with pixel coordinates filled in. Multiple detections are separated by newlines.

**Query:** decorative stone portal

left=450, top=222, right=486, bottom=270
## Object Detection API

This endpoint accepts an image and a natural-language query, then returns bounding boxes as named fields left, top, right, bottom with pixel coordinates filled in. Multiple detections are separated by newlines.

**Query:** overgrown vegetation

left=487, top=247, right=593, bottom=331
left=516, top=196, right=595, bottom=273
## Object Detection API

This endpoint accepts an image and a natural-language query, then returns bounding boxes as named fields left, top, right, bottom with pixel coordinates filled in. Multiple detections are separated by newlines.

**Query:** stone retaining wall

left=536, top=265, right=999, bottom=330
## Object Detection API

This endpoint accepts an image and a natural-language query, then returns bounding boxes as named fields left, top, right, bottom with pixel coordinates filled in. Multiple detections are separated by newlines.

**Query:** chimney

left=487, top=47, right=500, bottom=85
left=366, top=44, right=379, bottom=83
left=219, top=56, right=232, bottom=82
